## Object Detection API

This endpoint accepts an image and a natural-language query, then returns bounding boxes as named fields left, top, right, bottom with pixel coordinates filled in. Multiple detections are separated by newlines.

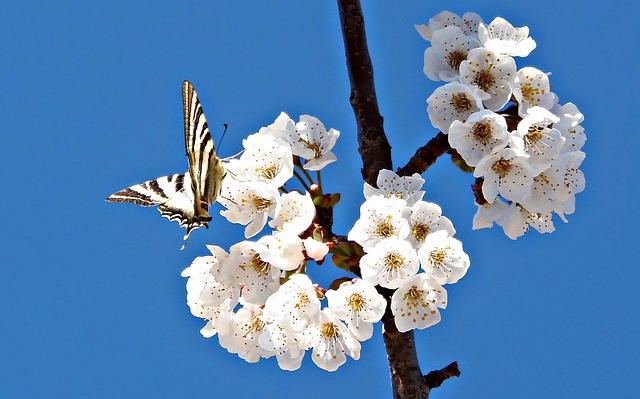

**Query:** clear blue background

left=2, top=1, right=638, bottom=398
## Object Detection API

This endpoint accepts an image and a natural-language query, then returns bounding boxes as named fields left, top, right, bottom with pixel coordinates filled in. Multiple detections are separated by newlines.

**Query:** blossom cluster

left=182, top=113, right=391, bottom=371
left=348, top=169, right=469, bottom=332
left=417, top=11, right=586, bottom=239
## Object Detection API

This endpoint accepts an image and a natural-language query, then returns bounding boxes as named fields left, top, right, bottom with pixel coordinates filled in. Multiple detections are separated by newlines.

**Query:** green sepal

left=451, top=151, right=474, bottom=173
left=330, top=241, right=364, bottom=274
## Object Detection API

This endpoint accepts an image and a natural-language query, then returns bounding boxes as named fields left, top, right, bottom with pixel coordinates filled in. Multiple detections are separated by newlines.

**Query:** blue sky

left=1, top=1, right=638, bottom=398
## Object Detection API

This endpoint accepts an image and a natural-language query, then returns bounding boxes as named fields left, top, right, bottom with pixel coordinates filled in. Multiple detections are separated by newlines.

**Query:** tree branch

left=337, top=0, right=392, bottom=186
left=396, top=132, right=451, bottom=177
left=424, top=362, right=461, bottom=389
left=382, top=307, right=430, bottom=398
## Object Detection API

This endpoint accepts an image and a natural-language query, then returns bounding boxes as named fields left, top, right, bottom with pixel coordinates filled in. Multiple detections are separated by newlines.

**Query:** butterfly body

left=107, top=81, right=224, bottom=248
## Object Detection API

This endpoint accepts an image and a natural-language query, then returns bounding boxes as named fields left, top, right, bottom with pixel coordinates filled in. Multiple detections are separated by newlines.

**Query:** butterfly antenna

left=218, top=123, right=229, bottom=151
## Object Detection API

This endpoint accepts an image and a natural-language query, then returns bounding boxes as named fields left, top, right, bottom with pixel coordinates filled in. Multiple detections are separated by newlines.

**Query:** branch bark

left=337, top=0, right=392, bottom=186
left=396, top=132, right=451, bottom=177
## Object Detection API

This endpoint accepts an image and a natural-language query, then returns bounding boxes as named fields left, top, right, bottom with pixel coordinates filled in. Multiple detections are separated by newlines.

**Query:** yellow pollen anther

left=412, top=223, right=431, bottom=243
left=429, top=248, right=448, bottom=266
left=258, top=165, right=278, bottom=180
left=348, top=293, right=365, bottom=312
left=472, top=121, right=493, bottom=143
left=450, top=93, right=474, bottom=113
left=491, top=158, right=513, bottom=177
left=295, top=292, right=310, bottom=309
left=446, top=50, right=467, bottom=72
left=473, top=68, right=496, bottom=92
left=376, top=221, right=395, bottom=238
left=384, top=251, right=405, bottom=270
left=250, top=253, right=270, bottom=274
left=320, top=322, right=340, bottom=339
left=251, top=196, right=272, bottom=211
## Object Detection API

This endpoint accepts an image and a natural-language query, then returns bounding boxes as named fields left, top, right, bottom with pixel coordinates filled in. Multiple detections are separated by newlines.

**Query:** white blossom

left=404, top=201, right=456, bottom=249
left=427, top=81, right=485, bottom=133
left=182, top=245, right=239, bottom=316
left=325, top=279, right=386, bottom=341
left=235, top=134, right=294, bottom=188
left=448, top=109, right=510, bottom=166
left=417, top=231, right=470, bottom=285
left=472, top=199, right=510, bottom=229
left=300, top=308, right=361, bottom=372
left=219, top=179, right=279, bottom=238
left=363, top=169, right=425, bottom=206
left=513, top=107, right=565, bottom=173
left=228, top=240, right=282, bottom=306
left=263, top=274, right=321, bottom=333
left=556, top=151, right=586, bottom=219
left=460, top=47, right=516, bottom=111
left=198, top=299, right=234, bottom=339
left=478, top=17, right=537, bottom=57
left=513, top=67, right=555, bottom=117
left=359, top=238, right=420, bottom=289
left=258, top=232, right=305, bottom=272
left=416, top=11, right=483, bottom=41
left=521, top=158, right=569, bottom=214
left=303, top=238, right=330, bottom=262
left=269, top=191, right=315, bottom=235
left=288, top=115, right=340, bottom=171
left=500, top=203, right=555, bottom=239
left=224, top=303, right=272, bottom=363
left=391, top=274, right=447, bottom=333
left=255, top=112, right=297, bottom=142
left=258, top=319, right=305, bottom=371
left=474, top=148, right=535, bottom=204
left=551, top=102, right=586, bottom=153
left=423, top=26, right=480, bottom=82
left=348, top=195, right=410, bottom=250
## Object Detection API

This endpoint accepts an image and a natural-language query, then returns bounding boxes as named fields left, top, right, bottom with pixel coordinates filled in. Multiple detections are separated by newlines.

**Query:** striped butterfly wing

left=106, top=81, right=224, bottom=249
left=182, top=80, right=225, bottom=225
left=106, top=173, right=208, bottom=248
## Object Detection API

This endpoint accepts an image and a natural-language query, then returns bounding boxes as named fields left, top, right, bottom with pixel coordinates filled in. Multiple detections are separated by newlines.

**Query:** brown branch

left=424, top=362, right=461, bottom=389
left=472, top=177, right=488, bottom=205
left=396, top=132, right=451, bottom=177
left=382, top=307, right=431, bottom=398
left=337, top=0, right=392, bottom=186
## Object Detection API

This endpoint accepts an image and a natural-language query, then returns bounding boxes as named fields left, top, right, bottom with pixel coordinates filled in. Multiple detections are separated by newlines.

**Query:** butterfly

left=106, top=81, right=225, bottom=249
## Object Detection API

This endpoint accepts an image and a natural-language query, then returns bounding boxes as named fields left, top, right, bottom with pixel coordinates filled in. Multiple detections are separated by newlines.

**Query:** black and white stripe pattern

left=106, top=81, right=225, bottom=249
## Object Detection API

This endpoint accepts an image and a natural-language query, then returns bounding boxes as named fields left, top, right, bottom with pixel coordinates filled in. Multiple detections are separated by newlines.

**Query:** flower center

left=348, top=292, right=365, bottom=312
left=243, top=315, right=265, bottom=339
left=384, top=251, right=405, bottom=270
left=320, top=322, right=340, bottom=340
left=302, top=139, right=323, bottom=158
left=411, top=223, right=431, bottom=243
left=446, top=50, right=467, bottom=72
left=473, top=68, right=496, bottom=92
left=491, top=158, right=513, bottom=177
left=375, top=220, right=395, bottom=238
left=450, top=93, right=474, bottom=114
left=295, top=292, right=310, bottom=309
left=429, top=248, right=447, bottom=267
left=404, top=286, right=423, bottom=301
left=472, top=121, right=493, bottom=143
left=250, top=196, right=272, bottom=211
left=250, top=253, right=270, bottom=275
left=527, top=124, right=546, bottom=143
left=520, top=80, right=545, bottom=105
left=258, top=165, right=279, bottom=180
